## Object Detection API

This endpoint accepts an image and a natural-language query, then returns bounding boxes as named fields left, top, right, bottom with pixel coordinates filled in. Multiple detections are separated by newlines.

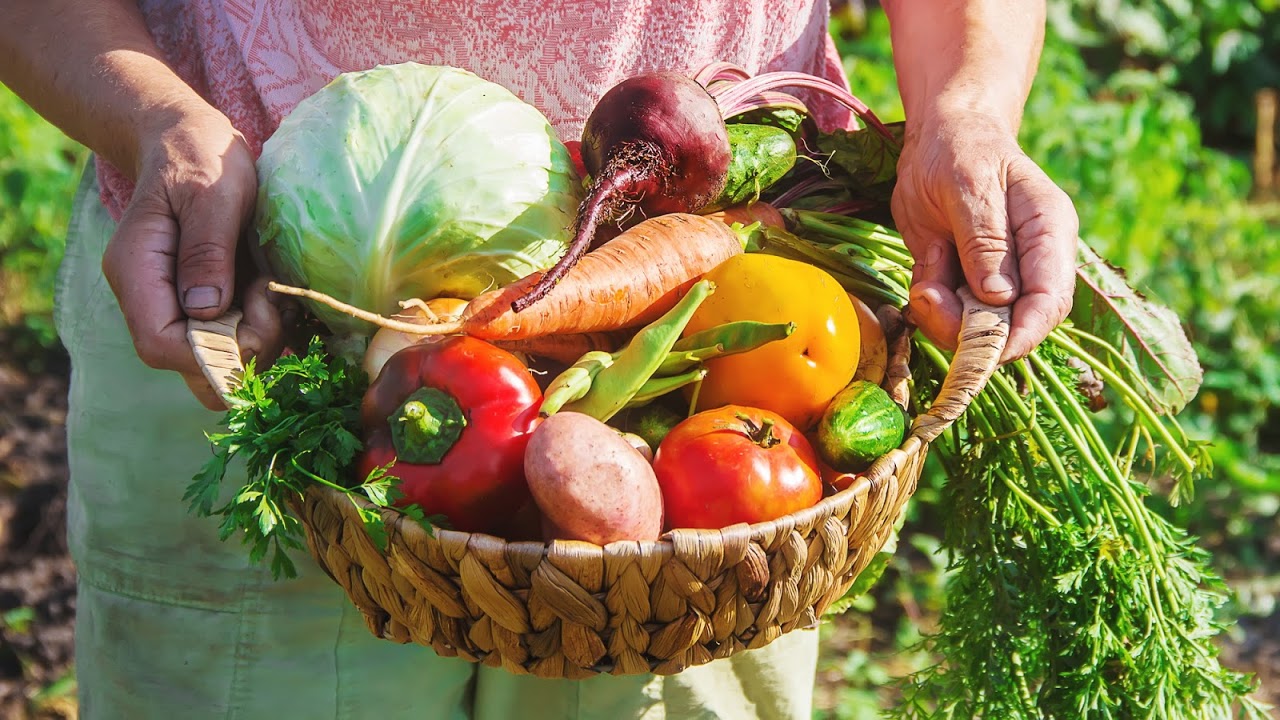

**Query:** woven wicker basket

left=187, top=289, right=1009, bottom=679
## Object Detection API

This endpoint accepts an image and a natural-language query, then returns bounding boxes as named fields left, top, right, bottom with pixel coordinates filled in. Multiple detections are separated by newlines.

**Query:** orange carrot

left=493, top=331, right=623, bottom=364
left=364, top=297, right=622, bottom=373
left=269, top=212, right=744, bottom=341
left=703, top=201, right=786, bottom=230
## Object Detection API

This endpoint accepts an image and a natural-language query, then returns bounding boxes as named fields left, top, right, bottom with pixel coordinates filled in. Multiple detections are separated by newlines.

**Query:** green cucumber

left=817, top=380, right=906, bottom=472
left=705, top=124, right=797, bottom=211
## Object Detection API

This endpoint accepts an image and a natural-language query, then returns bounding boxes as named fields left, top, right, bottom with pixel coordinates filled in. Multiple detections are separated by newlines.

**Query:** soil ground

left=0, top=346, right=1275, bottom=719
left=0, top=346, right=76, bottom=720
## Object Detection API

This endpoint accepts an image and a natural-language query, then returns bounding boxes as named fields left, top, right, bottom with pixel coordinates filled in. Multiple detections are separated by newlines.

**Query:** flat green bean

left=563, top=280, right=714, bottom=421
left=659, top=320, right=795, bottom=375
left=625, top=367, right=707, bottom=408
left=537, top=351, right=613, bottom=416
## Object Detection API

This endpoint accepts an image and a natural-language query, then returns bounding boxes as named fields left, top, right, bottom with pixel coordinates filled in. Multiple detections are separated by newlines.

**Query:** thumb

left=174, top=161, right=257, bottom=321
left=947, top=176, right=1019, bottom=307
left=237, top=275, right=287, bottom=366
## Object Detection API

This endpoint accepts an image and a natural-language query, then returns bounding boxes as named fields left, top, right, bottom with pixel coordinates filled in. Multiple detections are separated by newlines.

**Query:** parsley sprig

left=183, top=337, right=431, bottom=579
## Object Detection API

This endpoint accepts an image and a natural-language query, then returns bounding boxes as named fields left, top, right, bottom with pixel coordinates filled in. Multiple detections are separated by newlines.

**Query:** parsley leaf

left=182, top=337, right=431, bottom=579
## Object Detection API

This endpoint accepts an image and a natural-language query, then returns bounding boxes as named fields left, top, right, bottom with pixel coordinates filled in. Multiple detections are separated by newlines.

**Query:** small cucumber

left=817, top=380, right=906, bottom=472
left=705, top=124, right=797, bottom=211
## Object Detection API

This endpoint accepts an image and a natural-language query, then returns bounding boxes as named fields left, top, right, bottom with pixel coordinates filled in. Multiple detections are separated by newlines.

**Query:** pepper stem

left=736, top=412, right=781, bottom=449
left=390, top=387, right=467, bottom=465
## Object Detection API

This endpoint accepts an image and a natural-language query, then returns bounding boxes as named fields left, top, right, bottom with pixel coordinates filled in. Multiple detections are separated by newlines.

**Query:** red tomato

left=811, top=448, right=859, bottom=492
left=652, top=405, right=823, bottom=529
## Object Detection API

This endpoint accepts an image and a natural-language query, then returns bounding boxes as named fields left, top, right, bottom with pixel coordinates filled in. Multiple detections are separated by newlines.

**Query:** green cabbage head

left=256, top=63, right=582, bottom=337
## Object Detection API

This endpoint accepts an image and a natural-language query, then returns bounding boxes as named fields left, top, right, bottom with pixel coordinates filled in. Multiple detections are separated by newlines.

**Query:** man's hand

left=1, top=2, right=293, bottom=409
left=880, top=0, right=1077, bottom=360
left=891, top=110, right=1078, bottom=362
left=101, top=104, right=284, bottom=409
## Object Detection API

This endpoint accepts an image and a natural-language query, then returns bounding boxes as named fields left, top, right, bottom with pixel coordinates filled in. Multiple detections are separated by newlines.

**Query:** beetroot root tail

left=510, top=223, right=594, bottom=312
left=509, top=146, right=657, bottom=313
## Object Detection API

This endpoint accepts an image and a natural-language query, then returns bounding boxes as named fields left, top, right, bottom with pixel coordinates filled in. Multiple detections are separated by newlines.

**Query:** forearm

left=881, top=0, right=1045, bottom=134
left=0, top=0, right=209, bottom=180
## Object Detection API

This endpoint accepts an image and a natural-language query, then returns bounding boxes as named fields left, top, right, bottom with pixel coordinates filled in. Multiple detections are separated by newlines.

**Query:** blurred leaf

left=0, top=82, right=88, bottom=356
left=1212, top=29, right=1261, bottom=73
left=0, top=606, right=35, bottom=633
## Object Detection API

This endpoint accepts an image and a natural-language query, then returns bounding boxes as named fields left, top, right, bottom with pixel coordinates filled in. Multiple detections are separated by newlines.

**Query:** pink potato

left=524, top=412, right=663, bottom=543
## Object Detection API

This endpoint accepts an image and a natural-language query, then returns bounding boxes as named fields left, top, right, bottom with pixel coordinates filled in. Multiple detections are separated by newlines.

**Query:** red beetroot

left=510, top=71, right=731, bottom=313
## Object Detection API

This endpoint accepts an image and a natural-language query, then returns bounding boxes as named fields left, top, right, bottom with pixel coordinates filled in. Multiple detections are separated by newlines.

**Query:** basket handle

left=187, top=310, right=245, bottom=407
left=908, top=287, right=1011, bottom=445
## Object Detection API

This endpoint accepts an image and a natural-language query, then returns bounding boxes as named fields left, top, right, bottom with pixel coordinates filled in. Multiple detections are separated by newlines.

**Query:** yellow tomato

left=684, top=254, right=860, bottom=430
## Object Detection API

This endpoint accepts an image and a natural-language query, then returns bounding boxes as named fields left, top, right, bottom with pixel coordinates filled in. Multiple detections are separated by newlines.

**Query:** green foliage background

left=0, top=1, right=1276, bottom=715
left=0, top=83, right=86, bottom=369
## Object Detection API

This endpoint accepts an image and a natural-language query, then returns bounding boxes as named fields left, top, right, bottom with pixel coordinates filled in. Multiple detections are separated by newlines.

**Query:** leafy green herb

left=183, top=337, right=432, bottom=579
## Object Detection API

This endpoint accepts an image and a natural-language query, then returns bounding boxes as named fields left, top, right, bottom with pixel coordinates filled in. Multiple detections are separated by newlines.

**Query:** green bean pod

left=656, top=320, right=795, bottom=376
left=625, top=367, right=707, bottom=408
left=538, top=351, right=614, bottom=416
left=562, top=280, right=714, bottom=421
left=654, top=346, right=725, bottom=377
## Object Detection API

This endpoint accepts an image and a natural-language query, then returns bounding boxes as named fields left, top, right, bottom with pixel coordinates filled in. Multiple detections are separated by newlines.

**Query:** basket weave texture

left=189, top=290, right=1009, bottom=678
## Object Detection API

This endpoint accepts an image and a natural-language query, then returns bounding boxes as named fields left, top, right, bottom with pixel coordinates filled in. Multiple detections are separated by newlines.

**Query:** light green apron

left=53, top=163, right=819, bottom=719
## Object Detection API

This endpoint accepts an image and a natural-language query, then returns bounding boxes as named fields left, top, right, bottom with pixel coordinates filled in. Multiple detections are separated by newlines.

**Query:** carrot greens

left=767, top=211, right=1267, bottom=718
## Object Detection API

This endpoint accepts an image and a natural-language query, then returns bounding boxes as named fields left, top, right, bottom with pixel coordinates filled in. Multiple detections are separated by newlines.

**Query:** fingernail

left=982, top=274, right=1015, bottom=296
left=184, top=286, right=222, bottom=310
left=923, top=245, right=945, bottom=266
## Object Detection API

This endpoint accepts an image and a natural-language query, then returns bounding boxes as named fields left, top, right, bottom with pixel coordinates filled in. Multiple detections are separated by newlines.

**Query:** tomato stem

left=736, top=412, right=781, bottom=449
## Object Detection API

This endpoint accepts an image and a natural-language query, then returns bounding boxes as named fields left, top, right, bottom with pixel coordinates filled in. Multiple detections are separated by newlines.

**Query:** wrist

left=129, top=92, right=244, bottom=181
left=904, top=79, right=1026, bottom=142
left=886, top=0, right=1044, bottom=144
left=89, top=49, right=222, bottom=180
left=0, top=1, right=235, bottom=183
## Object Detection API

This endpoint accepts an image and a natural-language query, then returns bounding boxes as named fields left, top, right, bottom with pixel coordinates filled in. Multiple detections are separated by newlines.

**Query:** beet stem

left=693, top=62, right=753, bottom=89
left=719, top=91, right=809, bottom=118
left=769, top=175, right=846, bottom=209
left=715, top=72, right=897, bottom=144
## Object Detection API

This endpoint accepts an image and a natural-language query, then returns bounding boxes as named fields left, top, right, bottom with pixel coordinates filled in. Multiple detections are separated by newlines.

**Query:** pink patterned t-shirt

left=98, top=0, right=856, bottom=218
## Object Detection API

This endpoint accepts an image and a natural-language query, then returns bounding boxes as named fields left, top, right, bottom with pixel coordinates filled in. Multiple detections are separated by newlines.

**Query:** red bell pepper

left=357, top=335, right=542, bottom=533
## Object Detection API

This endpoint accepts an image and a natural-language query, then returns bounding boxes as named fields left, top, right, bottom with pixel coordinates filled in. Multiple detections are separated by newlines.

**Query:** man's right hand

left=101, top=102, right=284, bottom=410
left=1, top=2, right=290, bottom=409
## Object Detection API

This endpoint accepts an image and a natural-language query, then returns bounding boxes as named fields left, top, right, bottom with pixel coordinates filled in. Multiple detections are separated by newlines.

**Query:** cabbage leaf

left=256, top=63, right=582, bottom=336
